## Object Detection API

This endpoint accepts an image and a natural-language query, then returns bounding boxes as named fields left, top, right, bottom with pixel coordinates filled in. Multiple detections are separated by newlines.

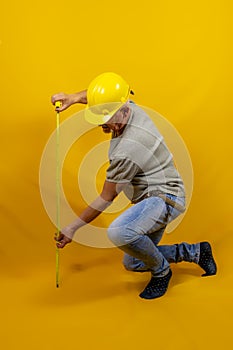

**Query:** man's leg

left=122, top=227, right=166, bottom=272
left=108, top=196, right=171, bottom=277
left=108, top=196, right=174, bottom=299
left=121, top=195, right=187, bottom=273
left=123, top=232, right=216, bottom=277
left=108, top=195, right=216, bottom=299
left=123, top=240, right=199, bottom=269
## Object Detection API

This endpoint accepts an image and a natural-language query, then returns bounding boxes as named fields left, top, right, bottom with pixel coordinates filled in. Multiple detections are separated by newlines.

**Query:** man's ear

left=122, top=106, right=130, bottom=118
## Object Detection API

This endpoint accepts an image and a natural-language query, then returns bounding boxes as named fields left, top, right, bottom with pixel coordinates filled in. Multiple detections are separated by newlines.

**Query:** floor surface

left=2, top=228, right=232, bottom=350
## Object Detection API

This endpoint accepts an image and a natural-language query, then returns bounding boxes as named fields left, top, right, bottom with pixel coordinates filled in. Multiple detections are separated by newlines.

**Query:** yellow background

left=1, top=0, right=232, bottom=349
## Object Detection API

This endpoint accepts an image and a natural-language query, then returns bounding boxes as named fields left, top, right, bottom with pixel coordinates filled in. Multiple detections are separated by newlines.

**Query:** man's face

left=100, top=124, right=112, bottom=133
left=99, top=107, right=130, bottom=134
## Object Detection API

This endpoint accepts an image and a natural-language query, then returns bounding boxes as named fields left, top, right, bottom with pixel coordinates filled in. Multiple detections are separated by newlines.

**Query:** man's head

left=85, top=72, right=134, bottom=126
left=99, top=105, right=131, bottom=134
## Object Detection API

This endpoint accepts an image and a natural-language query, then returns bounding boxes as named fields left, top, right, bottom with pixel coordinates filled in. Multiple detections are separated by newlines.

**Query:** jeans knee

left=107, top=226, right=121, bottom=246
left=107, top=223, right=137, bottom=247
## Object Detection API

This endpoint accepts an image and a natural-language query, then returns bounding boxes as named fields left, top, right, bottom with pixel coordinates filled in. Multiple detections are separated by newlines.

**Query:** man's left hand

left=55, top=232, right=72, bottom=249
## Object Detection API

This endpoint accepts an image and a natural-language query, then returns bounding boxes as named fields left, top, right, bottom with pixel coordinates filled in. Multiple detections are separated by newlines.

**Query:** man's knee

left=107, top=223, right=137, bottom=247
left=107, top=226, right=122, bottom=246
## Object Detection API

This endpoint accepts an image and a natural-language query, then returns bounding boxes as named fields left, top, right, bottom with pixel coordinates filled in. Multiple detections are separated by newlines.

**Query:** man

left=51, top=72, right=217, bottom=299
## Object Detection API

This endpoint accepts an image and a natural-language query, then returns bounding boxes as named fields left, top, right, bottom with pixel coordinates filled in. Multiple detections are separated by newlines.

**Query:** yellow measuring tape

left=55, top=101, right=62, bottom=288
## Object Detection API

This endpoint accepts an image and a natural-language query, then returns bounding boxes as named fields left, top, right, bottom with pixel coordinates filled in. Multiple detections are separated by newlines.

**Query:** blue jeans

left=107, top=194, right=200, bottom=277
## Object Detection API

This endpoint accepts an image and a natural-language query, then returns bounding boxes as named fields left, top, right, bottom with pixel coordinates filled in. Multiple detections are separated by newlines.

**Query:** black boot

left=139, top=269, right=172, bottom=299
left=198, top=242, right=217, bottom=277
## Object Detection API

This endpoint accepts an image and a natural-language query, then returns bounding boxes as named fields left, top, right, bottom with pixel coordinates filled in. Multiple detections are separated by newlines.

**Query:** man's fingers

left=51, top=93, right=70, bottom=112
left=56, top=238, right=71, bottom=249
left=56, top=240, right=66, bottom=248
left=51, top=93, right=73, bottom=112
left=54, top=233, right=72, bottom=248
left=51, top=93, right=65, bottom=104
left=54, top=232, right=63, bottom=241
left=55, top=103, right=68, bottom=112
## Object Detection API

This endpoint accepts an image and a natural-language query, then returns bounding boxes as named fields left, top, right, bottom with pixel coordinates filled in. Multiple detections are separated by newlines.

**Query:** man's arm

left=51, top=90, right=88, bottom=112
left=56, top=180, right=124, bottom=248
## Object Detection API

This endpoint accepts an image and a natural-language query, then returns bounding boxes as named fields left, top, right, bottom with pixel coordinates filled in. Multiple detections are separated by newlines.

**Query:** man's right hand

left=51, top=92, right=77, bottom=112
left=51, top=90, right=88, bottom=112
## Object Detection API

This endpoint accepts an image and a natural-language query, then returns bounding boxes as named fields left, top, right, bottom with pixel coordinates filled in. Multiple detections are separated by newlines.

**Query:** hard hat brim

left=84, top=102, right=125, bottom=125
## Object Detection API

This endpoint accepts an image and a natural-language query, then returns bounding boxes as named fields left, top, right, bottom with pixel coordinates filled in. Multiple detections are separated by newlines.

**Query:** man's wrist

left=71, top=90, right=87, bottom=105
left=61, top=216, right=87, bottom=239
left=61, top=226, right=76, bottom=240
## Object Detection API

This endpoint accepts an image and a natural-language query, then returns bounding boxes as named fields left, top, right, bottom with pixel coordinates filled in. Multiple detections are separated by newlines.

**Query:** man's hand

left=51, top=92, right=77, bottom=112
left=55, top=232, right=72, bottom=249
left=51, top=90, right=87, bottom=112
left=53, top=180, right=123, bottom=249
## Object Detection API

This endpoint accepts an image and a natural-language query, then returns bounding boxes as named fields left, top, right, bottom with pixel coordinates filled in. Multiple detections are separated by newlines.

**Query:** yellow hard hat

left=85, top=72, right=133, bottom=125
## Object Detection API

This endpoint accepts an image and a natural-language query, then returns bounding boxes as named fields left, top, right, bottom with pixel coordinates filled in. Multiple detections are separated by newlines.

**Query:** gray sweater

left=106, top=103, right=185, bottom=202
